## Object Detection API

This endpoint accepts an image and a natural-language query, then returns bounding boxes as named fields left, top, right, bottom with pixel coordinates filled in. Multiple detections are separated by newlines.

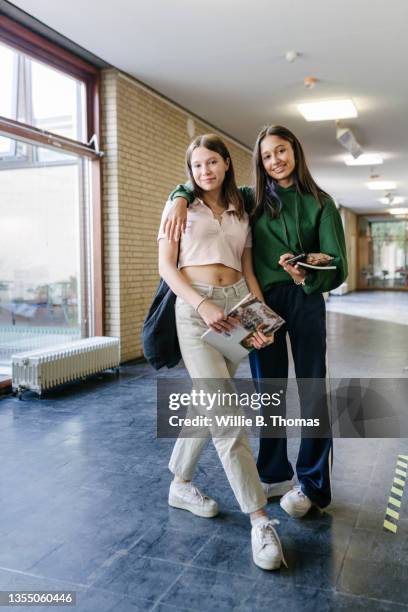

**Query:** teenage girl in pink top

left=158, top=134, right=286, bottom=570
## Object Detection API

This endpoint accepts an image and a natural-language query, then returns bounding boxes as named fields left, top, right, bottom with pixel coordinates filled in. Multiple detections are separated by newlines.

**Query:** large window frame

left=0, top=16, right=104, bottom=346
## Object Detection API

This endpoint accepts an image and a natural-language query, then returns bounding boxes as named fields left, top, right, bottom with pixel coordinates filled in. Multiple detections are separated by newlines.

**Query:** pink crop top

left=158, top=198, right=252, bottom=272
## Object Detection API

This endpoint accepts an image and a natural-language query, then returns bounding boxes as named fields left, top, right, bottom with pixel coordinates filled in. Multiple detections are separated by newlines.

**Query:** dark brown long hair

left=252, top=125, right=331, bottom=221
left=186, top=134, right=244, bottom=219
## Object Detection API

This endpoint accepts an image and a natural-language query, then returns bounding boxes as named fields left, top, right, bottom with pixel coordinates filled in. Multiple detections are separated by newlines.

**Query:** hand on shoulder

left=163, top=197, right=188, bottom=241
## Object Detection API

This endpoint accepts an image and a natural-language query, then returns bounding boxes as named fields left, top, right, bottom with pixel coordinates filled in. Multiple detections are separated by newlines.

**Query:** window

left=0, top=17, right=102, bottom=378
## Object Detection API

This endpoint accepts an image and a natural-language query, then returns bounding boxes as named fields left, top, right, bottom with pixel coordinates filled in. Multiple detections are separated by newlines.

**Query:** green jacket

left=169, top=183, right=348, bottom=295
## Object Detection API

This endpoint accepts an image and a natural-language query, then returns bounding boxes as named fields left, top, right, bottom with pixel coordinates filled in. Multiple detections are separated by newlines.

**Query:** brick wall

left=100, top=69, right=252, bottom=361
left=341, top=207, right=358, bottom=292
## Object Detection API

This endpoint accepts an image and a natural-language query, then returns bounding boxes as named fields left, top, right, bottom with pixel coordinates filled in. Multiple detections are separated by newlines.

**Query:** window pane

left=0, top=40, right=87, bottom=143
left=0, top=137, right=92, bottom=375
left=31, top=59, right=87, bottom=142
left=358, top=218, right=408, bottom=289
left=0, top=136, right=16, bottom=157
left=0, top=42, right=18, bottom=121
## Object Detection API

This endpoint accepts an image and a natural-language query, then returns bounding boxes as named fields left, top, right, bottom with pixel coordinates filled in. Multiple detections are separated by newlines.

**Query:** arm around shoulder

left=169, top=182, right=195, bottom=204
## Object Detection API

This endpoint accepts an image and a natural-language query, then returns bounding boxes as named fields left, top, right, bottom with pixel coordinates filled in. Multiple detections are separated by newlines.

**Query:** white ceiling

left=9, top=0, right=408, bottom=213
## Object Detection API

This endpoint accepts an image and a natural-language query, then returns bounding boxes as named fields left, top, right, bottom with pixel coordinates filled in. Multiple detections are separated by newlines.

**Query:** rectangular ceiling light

left=365, top=181, right=397, bottom=191
left=345, top=154, right=383, bottom=166
left=379, top=196, right=405, bottom=205
left=297, top=99, right=357, bottom=121
left=389, top=208, right=408, bottom=215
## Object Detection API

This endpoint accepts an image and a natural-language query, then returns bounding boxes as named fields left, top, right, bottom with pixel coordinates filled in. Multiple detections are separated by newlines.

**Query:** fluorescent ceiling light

left=379, top=196, right=405, bottom=205
left=365, top=181, right=397, bottom=191
left=344, top=154, right=383, bottom=166
left=389, top=208, right=408, bottom=215
left=297, top=99, right=357, bottom=121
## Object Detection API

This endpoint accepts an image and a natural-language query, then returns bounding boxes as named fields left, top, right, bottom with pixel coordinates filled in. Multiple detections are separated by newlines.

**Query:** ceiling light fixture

left=379, top=196, right=405, bottom=205
left=297, top=99, right=357, bottom=121
left=285, top=50, right=300, bottom=62
left=344, top=154, right=383, bottom=166
left=389, top=208, right=408, bottom=215
left=365, top=181, right=397, bottom=191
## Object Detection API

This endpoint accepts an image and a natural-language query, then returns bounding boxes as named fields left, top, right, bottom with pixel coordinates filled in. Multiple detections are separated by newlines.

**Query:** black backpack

left=142, top=278, right=181, bottom=370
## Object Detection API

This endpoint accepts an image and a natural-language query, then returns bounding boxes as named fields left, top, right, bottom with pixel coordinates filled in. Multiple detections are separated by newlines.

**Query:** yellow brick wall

left=341, top=207, right=358, bottom=292
left=100, top=69, right=252, bottom=361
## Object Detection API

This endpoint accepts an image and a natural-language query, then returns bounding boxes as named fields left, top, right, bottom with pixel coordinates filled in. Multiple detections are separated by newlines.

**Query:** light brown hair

left=186, top=134, right=244, bottom=219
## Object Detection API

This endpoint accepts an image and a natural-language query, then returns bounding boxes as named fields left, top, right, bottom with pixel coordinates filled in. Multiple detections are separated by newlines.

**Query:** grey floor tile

left=239, top=583, right=334, bottom=611
left=338, top=557, right=408, bottom=605
left=192, top=534, right=260, bottom=579
left=129, top=526, right=209, bottom=565
left=91, top=554, right=184, bottom=603
left=160, top=566, right=256, bottom=611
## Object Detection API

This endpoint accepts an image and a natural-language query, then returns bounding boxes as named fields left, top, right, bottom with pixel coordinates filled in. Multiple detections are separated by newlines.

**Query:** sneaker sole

left=252, top=553, right=282, bottom=571
left=280, top=497, right=311, bottom=518
left=263, top=479, right=295, bottom=499
left=168, top=496, right=219, bottom=518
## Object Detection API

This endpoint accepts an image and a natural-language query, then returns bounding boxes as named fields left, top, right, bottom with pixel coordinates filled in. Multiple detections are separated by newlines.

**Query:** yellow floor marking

left=384, top=455, right=407, bottom=534
left=389, top=496, right=402, bottom=508
left=391, top=486, right=404, bottom=497
left=383, top=520, right=397, bottom=533
left=386, top=507, right=400, bottom=520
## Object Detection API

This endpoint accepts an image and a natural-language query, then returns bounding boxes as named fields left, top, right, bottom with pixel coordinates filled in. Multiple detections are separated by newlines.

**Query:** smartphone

left=285, top=253, right=306, bottom=265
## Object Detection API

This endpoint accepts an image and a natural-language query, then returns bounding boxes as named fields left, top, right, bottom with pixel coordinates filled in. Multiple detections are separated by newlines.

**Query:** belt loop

left=233, top=279, right=241, bottom=297
left=224, top=290, right=230, bottom=315
left=207, top=285, right=214, bottom=298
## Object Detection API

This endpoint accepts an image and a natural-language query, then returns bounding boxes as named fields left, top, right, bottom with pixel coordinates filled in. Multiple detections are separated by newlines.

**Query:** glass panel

left=0, top=40, right=87, bottom=144
left=31, top=59, right=86, bottom=142
left=358, top=218, right=408, bottom=289
left=0, top=42, right=17, bottom=119
left=0, top=137, right=92, bottom=376
left=0, top=42, right=18, bottom=156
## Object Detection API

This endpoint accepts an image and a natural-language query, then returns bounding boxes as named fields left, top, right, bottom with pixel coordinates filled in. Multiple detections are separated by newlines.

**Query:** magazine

left=286, top=253, right=337, bottom=271
left=201, top=293, right=285, bottom=362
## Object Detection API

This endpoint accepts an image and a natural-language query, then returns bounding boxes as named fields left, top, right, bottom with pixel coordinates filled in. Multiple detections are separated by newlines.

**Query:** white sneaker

left=261, top=478, right=295, bottom=499
left=280, top=485, right=313, bottom=518
left=251, top=519, right=287, bottom=571
left=168, top=481, right=219, bottom=518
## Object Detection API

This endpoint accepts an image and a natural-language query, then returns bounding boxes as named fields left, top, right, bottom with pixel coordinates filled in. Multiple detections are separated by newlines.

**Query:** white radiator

left=12, top=336, right=120, bottom=397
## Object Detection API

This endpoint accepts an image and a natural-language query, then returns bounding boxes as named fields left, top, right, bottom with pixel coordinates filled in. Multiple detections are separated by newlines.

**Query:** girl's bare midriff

left=181, top=264, right=242, bottom=287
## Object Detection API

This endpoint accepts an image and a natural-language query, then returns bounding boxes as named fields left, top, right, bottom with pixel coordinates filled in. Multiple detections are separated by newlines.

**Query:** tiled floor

left=326, top=290, right=408, bottom=327
left=0, top=291, right=407, bottom=611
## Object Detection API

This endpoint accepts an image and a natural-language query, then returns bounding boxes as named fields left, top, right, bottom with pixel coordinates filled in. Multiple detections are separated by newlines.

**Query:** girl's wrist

left=195, top=296, right=208, bottom=312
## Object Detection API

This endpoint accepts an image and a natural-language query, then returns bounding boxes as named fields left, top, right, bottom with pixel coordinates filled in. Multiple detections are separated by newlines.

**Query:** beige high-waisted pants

left=168, top=278, right=267, bottom=514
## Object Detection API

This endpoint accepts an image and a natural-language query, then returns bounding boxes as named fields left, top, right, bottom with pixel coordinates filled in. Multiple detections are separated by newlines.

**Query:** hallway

left=0, top=292, right=407, bottom=611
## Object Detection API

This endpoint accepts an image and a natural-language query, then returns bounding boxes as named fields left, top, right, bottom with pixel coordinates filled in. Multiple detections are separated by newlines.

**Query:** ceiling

left=6, top=0, right=408, bottom=214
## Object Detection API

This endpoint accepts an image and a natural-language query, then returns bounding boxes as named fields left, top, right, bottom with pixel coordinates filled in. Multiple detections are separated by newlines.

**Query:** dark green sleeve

left=169, top=182, right=195, bottom=204
left=169, top=183, right=256, bottom=213
left=303, top=202, right=348, bottom=295
left=238, top=186, right=256, bottom=214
